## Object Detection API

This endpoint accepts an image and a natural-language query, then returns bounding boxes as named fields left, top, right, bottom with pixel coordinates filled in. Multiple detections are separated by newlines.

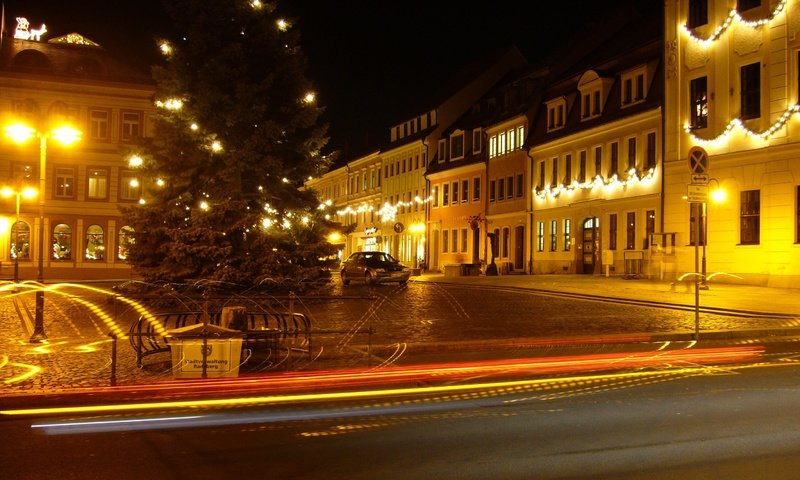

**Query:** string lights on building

left=686, top=104, right=800, bottom=146
left=681, top=0, right=789, bottom=46
left=534, top=167, right=657, bottom=201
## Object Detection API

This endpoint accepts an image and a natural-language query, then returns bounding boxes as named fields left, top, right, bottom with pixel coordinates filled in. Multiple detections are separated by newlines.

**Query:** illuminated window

left=87, top=168, right=108, bottom=199
left=740, top=63, right=761, bottom=120
left=626, top=212, right=636, bottom=250
left=10, top=221, right=31, bottom=260
left=563, top=218, right=572, bottom=251
left=609, top=214, right=618, bottom=250
left=85, top=224, right=105, bottom=261
left=537, top=221, right=544, bottom=252
left=120, top=110, right=143, bottom=141
left=120, top=170, right=140, bottom=201
left=489, top=136, right=497, bottom=158
left=740, top=190, right=760, bottom=245
left=52, top=223, right=72, bottom=260
left=89, top=108, right=110, bottom=141
left=550, top=220, right=558, bottom=252
left=54, top=167, right=75, bottom=199
left=432, top=185, right=439, bottom=207
left=688, top=0, right=708, bottom=28
left=690, top=76, right=708, bottom=129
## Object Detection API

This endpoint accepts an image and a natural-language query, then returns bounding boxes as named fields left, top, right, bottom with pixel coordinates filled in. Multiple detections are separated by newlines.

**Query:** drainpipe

left=422, top=138, right=430, bottom=271
left=526, top=148, right=535, bottom=275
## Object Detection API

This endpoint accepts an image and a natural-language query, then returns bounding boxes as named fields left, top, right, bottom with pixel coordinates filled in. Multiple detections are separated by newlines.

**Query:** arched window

left=10, top=221, right=31, bottom=260
left=118, top=226, right=134, bottom=260
left=52, top=223, right=72, bottom=260
left=85, top=224, right=105, bottom=260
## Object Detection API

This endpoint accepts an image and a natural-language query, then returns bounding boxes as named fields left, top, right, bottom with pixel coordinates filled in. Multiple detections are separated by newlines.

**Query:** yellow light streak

left=3, top=362, right=42, bottom=384
left=0, top=369, right=718, bottom=417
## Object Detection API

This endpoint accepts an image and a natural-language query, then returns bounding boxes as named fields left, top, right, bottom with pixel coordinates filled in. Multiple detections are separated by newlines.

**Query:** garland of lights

left=130, top=3, right=322, bottom=233
left=333, top=196, right=433, bottom=222
left=682, top=0, right=788, bottom=46
left=534, top=167, right=656, bottom=200
left=686, top=104, right=800, bottom=145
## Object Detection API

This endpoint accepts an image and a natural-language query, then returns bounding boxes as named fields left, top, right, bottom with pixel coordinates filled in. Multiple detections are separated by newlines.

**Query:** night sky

left=1, top=0, right=654, bottom=158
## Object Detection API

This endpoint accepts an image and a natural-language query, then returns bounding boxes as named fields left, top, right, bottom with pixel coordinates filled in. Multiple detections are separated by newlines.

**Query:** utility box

left=166, top=323, right=244, bottom=379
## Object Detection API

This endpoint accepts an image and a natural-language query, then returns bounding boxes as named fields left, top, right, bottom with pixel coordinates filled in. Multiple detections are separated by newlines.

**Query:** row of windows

left=687, top=0, right=761, bottom=30
left=689, top=189, right=762, bottom=246
left=537, top=132, right=657, bottom=188
left=488, top=126, right=525, bottom=158
left=689, top=62, right=761, bottom=129
left=546, top=67, right=647, bottom=132
left=537, top=211, right=657, bottom=253
left=432, top=178, right=481, bottom=207
left=442, top=228, right=469, bottom=254
left=489, top=174, right=524, bottom=202
left=11, top=163, right=141, bottom=202
left=10, top=223, right=134, bottom=262
left=384, top=154, right=426, bottom=180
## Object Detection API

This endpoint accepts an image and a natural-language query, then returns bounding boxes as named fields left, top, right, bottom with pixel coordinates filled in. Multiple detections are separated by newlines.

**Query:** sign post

left=687, top=146, right=709, bottom=340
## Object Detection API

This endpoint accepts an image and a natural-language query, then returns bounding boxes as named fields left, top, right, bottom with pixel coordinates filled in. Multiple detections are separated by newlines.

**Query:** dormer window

left=545, top=97, right=567, bottom=132
left=578, top=70, right=612, bottom=121
left=450, top=131, right=464, bottom=160
left=472, top=129, right=482, bottom=153
left=437, top=139, right=447, bottom=162
left=621, top=66, right=647, bottom=107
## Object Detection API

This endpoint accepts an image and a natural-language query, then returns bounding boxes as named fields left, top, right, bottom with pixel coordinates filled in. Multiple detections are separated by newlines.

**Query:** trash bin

left=166, top=323, right=244, bottom=379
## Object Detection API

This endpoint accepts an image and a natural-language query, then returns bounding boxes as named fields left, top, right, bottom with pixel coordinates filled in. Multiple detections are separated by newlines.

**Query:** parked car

left=340, top=251, right=410, bottom=286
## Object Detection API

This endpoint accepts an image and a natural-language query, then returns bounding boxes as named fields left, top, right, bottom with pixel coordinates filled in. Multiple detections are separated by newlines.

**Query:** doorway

left=514, top=226, right=524, bottom=271
left=581, top=217, right=599, bottom=274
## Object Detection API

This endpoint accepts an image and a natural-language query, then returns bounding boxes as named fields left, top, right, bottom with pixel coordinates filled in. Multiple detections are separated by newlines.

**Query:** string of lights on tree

left=534, top=167, right=656, bottom=201
left=130, top=0, right=322, bottom=234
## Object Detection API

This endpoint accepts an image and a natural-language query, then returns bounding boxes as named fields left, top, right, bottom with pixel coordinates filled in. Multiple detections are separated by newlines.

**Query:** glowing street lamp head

left=711, top=187, right=727, bottom=203
left=4, top=123, right=36, bottom=143
left=50, top=126, right=82, bottom=145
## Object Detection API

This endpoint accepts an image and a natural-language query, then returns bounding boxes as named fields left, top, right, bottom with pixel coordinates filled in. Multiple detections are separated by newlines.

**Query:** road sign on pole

left=691, top=174, right=709, bottom=184
left=687, top=183, right=708, bottom=203
left=688, top=146, right=709, bottom=175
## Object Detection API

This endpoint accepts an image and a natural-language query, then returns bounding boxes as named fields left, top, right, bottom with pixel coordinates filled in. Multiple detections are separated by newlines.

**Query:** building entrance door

left=514, top=226, right=524, bottom=270
left=581, top=217, right=599, bottom=274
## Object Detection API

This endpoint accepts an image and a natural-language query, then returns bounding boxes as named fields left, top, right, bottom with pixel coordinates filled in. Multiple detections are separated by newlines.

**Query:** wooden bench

left=129, top=310, right=310, bottom=367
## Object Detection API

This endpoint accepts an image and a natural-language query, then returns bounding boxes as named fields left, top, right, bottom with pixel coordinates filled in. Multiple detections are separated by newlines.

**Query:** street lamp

left=700, top=179, right=725, bottom=290
left=4, top=123, right=81, bottom=343
left=1, top=185, right=38, bottom=287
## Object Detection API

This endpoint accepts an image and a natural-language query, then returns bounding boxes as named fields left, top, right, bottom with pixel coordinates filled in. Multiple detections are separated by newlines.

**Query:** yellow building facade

left=665, top=0, right=800, bottom=287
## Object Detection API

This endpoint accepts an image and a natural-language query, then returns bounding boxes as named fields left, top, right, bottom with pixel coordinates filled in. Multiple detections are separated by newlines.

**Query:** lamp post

left=1, top=185, right=38, bottom=287
left=699, top=179, right=724, bottom=290
left=4, top=123, right=81, bottom=343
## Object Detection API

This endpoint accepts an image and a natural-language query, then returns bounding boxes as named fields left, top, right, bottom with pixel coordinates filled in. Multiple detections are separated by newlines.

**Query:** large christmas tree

left=121, top=0, right=338, bottom=287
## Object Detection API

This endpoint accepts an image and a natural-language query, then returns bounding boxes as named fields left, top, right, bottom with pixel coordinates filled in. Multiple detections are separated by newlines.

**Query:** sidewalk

left=412, top=272, right=800, bottom=317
